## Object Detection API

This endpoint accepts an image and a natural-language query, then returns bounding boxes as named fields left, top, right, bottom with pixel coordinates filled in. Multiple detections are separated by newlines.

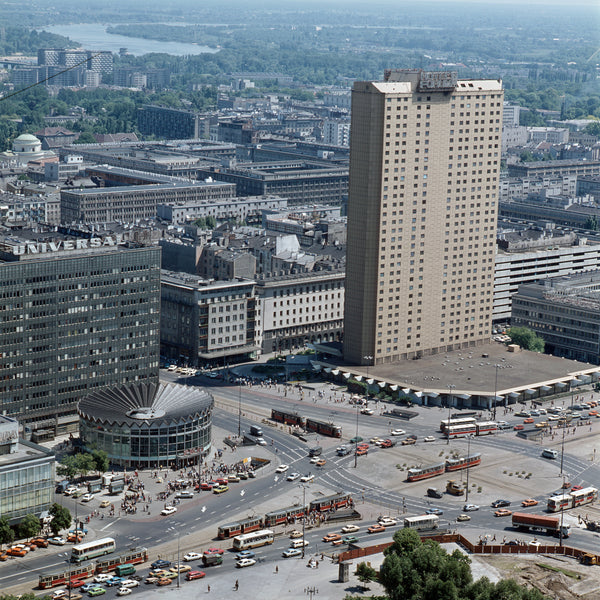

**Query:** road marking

left=100, top=518, right=118, bottom=531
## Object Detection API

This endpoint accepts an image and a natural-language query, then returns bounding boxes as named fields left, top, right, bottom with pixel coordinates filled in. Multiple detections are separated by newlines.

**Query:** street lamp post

left=447, top=385, right=455, bottom=445
left=238, top=383, right=242, bottom=438
left=300, top=484, right=307, bottom=559
left=354, top=402, right=360, bottom=469
left=167, top=526, right=182, bottom=588
left=465, top=434, right=473, bottom=503
left=363, top=355, right=373, bottom=401
left=493, top=364, right=500, bottom=421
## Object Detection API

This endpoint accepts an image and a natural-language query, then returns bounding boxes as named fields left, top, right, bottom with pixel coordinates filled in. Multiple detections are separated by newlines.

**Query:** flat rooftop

left=326, top=342, right=599, bottom=397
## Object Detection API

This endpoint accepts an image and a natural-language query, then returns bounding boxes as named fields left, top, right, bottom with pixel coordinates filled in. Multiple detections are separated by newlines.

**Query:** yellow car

left=213, top=485, right=229, bottom=494
left=169, top=564, right=192, bottom=574
left=99, top=500, right=111, bottom=508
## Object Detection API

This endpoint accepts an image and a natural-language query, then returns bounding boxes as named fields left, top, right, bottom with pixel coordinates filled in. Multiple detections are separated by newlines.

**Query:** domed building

left=78, top=381, right=214, bottom=469
left=0, top=134, right=55, bottom=166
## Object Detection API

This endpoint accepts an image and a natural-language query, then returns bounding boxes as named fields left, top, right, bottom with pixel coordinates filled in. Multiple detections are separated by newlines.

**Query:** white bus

left=71, top=537, right=116, bottom=563
left=439, top=417, right=476, bottom=434
left=231, top=529, right=274, bottom=551
left=403, top=515, right=439, bottom=531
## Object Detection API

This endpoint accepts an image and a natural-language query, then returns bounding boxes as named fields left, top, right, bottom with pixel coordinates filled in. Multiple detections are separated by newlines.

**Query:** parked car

left=48, top=537, right=67, bottom=545
left=186, top=570, right=206, bottom=580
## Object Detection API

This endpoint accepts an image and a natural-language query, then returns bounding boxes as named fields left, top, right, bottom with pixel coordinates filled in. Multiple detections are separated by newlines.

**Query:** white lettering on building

left=11, top=236, right=123, bottom=256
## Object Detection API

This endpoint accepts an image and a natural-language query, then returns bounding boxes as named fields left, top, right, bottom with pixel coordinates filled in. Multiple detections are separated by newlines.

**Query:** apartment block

left=344, top=69, right=503, bottom=365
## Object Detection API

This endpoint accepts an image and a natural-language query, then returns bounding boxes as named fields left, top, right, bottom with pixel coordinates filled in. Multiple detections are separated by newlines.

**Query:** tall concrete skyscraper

left=344, top=70, right=503, bottom=365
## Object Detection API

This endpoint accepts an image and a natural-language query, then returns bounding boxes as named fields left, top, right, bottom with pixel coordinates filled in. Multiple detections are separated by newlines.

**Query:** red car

left=571, top=485, right=583, bottom=491
left=204, top=547, right=225, bottom=556
left=67, top=580, right=86, bottom=589
left=513, top=424, right=524, bottom=430
left=186, top=570, right=206, bottom=581
left=200, top=482, right=213, bottom=491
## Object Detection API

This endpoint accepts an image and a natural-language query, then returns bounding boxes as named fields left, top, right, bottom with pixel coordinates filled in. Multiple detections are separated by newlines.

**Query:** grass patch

left=535, top=563, right=581, bottom=579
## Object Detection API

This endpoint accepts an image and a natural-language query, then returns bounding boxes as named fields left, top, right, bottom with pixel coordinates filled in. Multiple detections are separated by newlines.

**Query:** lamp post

left=447, top=384, right=455, bottom=445
left=493, top=364, right=500, bottom=421
left=363, top=355, right=373, bottom=401
left=167, top=526, right=182, bottom=588
left=354, top=402, right=360, bottom=469
left=237, top=383, right=242, bottom=438
left=300, top=484, right=307, bottom=559
left=465, top=434, right=473, bottom=503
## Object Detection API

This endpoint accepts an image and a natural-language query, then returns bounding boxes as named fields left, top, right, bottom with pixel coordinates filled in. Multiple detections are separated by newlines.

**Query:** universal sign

left=12, top=235, right=124, bottom=256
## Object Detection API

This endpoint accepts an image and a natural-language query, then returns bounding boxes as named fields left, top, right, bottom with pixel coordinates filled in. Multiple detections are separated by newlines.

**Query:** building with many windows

left=512, top=271, right=600, bottom=365
left=344, top=69, right=503, bottom=365
left=160, top=272, right=259, bottom=365
left=0, top=417, right=55, bottom=524
left=137, top=105, right=204, bottom=139
left=0, top=231, right=160, bottom=435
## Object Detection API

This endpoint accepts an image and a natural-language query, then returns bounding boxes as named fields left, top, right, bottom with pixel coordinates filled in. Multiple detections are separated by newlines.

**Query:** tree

left=16, top=514, right=41, bottom=540
left=355, top=562, right=378, bottom=590
left=585, top=121, right=600, bottom=137
left=57, top=453, right=96, bottom=480
left=48, top=503, right=71, bottom=536
left=0, top=516, right=15, bottom=549
left=507, top=327, right=545, bottom=353
left=91, top=450, right=109, bottom=474
left=72, top=131, right=97, bottom=144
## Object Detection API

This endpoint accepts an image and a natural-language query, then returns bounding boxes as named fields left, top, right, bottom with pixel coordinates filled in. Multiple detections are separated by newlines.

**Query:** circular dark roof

left=78, top=382, right=213, bottom=427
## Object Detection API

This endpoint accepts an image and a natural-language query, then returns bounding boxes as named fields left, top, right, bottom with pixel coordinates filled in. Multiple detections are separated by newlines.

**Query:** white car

left=424, top=436, right=435, bottom=442
left=80, top=493, right=94, bottom=502
left=117, top=588, right=132, bottom=596
left=282, top=548, right=302, bottom=558
left=236, top=558, right=256, bottom=568
left=94, top=574, right=112, bottom=583
left=287, top=472, right=301, bottom=481
left=309, top=456, right=320, bottom=464
left=48, top=536, right=67, bottom=545
left=64, top=486, right=78, bottom=496
left=183, top=551, right=203, bottom=562
left=120, top=580, right=139, bottom=588
left=275, top=465, right=289, bottom=473
left=378, top=517, right=397, bottom=527
left=256, top=437, right=267, bottom=446
left=341, top=524, right=360, bottom=533
left=360, top=408, right=374, bottom=415
left=52, top=590, right=68, bottom=599
left=463, top=504, right=480, bottom=512
left=390, top=429, right=406, bottom=436
left=300, top=474, right=314, bottom=483
left=161, top=506, right=177, bottom=516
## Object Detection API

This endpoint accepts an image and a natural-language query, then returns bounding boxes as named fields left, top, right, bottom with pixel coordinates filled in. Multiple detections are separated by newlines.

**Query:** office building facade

left=0, top=233, right=160, bottom=434
left=344, top=69, right=503, bottom=365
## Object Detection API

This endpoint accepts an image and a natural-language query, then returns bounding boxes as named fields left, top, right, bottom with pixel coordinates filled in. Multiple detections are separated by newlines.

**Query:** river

left=41, top=23, right=217, bottom=56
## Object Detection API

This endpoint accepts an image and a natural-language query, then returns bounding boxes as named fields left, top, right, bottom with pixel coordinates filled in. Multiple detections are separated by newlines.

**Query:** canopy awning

left=508, top=392, right=520, bottom=399
left=571, top=378, right=583, bottom=386
left=366, top=378, right=375, bottom=385
left=540, top=385, right=551, bottom=392
left=402, top=388, right=411, bottom=394
left=457, top=393, right=471, bottom=400
left=427, top=392, right=439, bottom=398
left=311, top=363, right=322, bottom=372
left=343, top=372, right=351, bottom=379
left=489, top=395, right=503, bottom=402
left=331, top=369, right=340, bottom=376
left=354, top=375, right=363, bottom=382
left=525, top=389, right=536, bottom=395
left=389, top=385, right=398, bottom=391
left=555, top=382, right=568, bottom=390
left=413, top=391, right=423, bottom=398
left=324, top=368, right=332, bottom=374
left=377, top=381, right=386, bottom=388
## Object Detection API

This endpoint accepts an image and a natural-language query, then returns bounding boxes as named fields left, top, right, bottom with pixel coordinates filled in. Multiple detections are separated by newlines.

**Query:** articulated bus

left=440, top=417, right=476, bottom=433
left=218, top=516, right=264, bottom=539
left=231, top=529, right=275, bottom=551
left=39, top=563, right=96, bottom=589
left=71, top=537, right=116, bottom=563
left=305, top=418, right=342, bottom=438
left=444, top=423, right=477, bottom=438
left=95, top=547, right=148, bottom=573
left=404, top=515, right=440, bottom=531
left=547, top=487, right=598, bottom=512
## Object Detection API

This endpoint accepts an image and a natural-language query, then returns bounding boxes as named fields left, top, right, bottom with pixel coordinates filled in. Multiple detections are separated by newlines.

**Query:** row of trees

left=0, top=503, right=71, bottom=548
left=57, top=449, right=109, bottom=480
left=351, top=528, right=549, bottom=600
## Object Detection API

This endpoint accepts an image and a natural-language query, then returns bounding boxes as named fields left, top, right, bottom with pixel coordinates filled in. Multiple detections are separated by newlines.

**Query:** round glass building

left=78, top=382, right=213, bottom=469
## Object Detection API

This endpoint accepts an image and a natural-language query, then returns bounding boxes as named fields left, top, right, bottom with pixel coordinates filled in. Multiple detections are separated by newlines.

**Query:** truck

left=511, top=512, right=570, bottom=538
left=202, top=553, right=223, bottom=566
left=249, top=425, right=263, bottom=437
left=446, top=480, right=465, bottom=496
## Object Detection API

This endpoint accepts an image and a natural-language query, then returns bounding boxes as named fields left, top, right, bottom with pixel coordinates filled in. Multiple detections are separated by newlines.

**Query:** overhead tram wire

left=0, top=51, right=105, bottom=103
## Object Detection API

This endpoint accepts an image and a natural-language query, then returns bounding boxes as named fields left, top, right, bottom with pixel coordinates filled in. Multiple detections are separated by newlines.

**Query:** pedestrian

left=275, top=565, right=278, bottom=573
left=234, top=579, right=239, bottom=591
left=207, top=584, right=210, bottom=593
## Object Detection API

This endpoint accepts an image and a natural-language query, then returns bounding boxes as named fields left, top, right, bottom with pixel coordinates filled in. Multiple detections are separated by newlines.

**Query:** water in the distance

left=42, top=23, right=217, bottom=56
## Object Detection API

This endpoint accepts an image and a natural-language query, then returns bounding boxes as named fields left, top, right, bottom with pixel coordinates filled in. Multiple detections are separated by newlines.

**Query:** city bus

left=71, top=537, right=116, bottom=563
left=404, top=515, right=440, bottom=531
left=231, top=529, right=275, bottom=551
left=38, top=563, right=95, bottom=589
left=547, top=487, right=598, bottom=512
left=439, top=417, right=476, bottom=434
left=475, top=421, right=498, bottom=436
left=217, top=516, right=264, bottom=539
left=305, top=417, right=342, bottom=438
left=95, top=546, right=148, bottom=573
left=444, top=423, right=477, bottom=438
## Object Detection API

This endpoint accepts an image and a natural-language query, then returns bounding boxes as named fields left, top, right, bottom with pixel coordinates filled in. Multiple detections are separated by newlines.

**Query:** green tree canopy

left=49, top=503, right=71, bottom=536
left=355, top=561, right=378, bottom=589
left=0, top=516, right=15, bottom=548
left=16, top=514, right=41, bottom=540
left=91, top=450, right=110, bottom=474
left=57, top=453, right=96, bottom=480
left=507, top=327, right=545, bottom=353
